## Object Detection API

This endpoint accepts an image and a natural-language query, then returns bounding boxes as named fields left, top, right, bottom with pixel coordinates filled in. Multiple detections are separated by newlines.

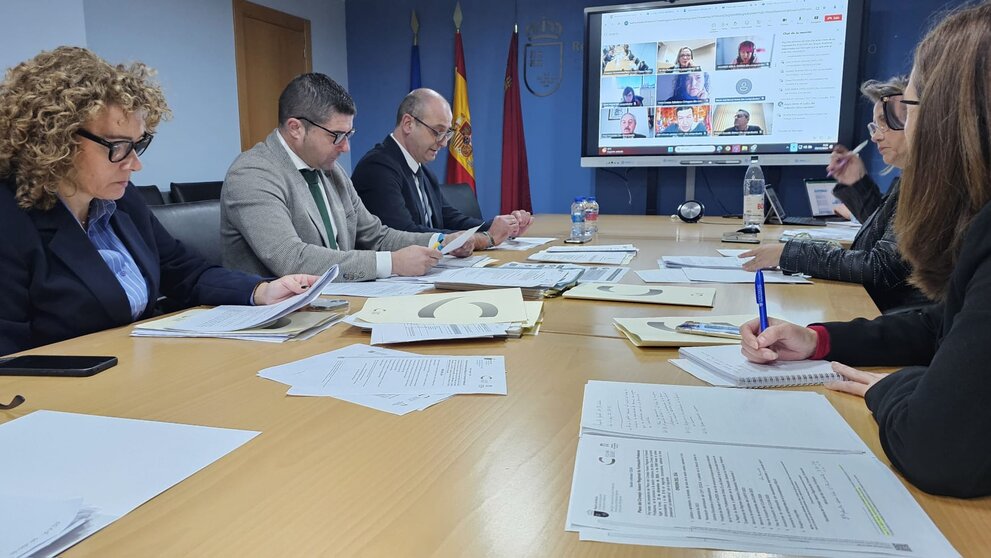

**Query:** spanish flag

left=446, top=29, right=476, bottom=191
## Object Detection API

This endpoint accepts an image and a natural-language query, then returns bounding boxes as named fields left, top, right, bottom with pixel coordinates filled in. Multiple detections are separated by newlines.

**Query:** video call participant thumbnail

left=660, top=72, right=710, bottom=104
left=716, top=36, right=773, bottom=70
left=721, top=109, right=763, bottom=135
left=656, top=41, right=716, bottom=73
left=657, top=106, right=709, bottom=136
left=619, top=112, right=646, bottom=138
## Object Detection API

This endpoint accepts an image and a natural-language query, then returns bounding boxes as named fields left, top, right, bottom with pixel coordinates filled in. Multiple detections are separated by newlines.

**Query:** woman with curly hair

left=0, top=47, right=317, bottom=354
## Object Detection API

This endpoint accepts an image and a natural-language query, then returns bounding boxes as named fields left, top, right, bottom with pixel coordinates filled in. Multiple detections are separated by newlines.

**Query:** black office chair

left=134, top=184, right=166, bottom=205
left=149, top=200, right=223, bottom=267
left=441, top=183, right=483, bottom=221
left=169, top=181, right=223, bottom=203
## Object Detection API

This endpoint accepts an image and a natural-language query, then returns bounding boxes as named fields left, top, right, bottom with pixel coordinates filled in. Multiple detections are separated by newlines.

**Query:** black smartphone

left=0, top=355, right=117, bottom=377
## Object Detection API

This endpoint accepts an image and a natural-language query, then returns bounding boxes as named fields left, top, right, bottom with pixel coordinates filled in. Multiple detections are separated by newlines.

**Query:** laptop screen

left=805, top=179, right=841, bottom=217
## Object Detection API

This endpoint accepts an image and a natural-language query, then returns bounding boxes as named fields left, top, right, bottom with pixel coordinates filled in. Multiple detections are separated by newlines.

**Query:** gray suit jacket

left=221, top=130, right=432, bottom=281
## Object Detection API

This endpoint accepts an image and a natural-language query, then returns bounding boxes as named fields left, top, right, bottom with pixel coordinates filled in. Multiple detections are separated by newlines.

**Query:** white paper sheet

left=370, top=322, right=510, bottom=345
left=434, top=254, right=497, bottom=268
left=485, top=237, right=555, bottom=251
left=528, top=251, right=633, bottom=265
left=634, top=268, right=691, bottom=283
left=716, top=249, right=751, bottom=257
left=174, top=265, right=339, bottom=332
left=567, top=435, right=959, bottom=557
left=285, top=355, right=507, bottom=396
left=500, top=262, right=630, bottom=284
left=0, top=411, right=258, bottom=557
left=681, top=268, right=812, bottom=284
left=545, top=244, right=637, bottom=252
left=441, top=225, right=481, bottom=254
left=660, top=255, right=752, bottom=269
left=320, top=282, right=434, bottom=297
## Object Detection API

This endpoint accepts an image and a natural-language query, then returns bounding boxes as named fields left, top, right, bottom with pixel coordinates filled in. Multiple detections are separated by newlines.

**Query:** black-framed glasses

left=880, top=94, right=913, bottom=131
left=408, top=114, right=456, bottom=143
left=293, top=116, right=355, bottom=145
left=75, top=129, right=153, bottom=163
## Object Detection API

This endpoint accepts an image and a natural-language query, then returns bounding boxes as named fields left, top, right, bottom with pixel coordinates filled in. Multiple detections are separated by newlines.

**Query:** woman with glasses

left=0, top=47, right=317, bottom=355
left=741, top=3, right=991, bottom=498
left=741, top=75, right=930, bottom=312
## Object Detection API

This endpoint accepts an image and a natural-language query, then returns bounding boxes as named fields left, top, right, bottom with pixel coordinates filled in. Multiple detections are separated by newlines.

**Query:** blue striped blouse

left=82, top=199, right=149, bottom=320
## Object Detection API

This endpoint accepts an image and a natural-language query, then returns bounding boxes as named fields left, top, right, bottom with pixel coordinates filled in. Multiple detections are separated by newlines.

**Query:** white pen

left=828, top=139, right=870, bottom=177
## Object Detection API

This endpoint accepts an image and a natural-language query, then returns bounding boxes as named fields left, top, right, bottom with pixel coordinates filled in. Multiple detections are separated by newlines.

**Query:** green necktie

left=300, top=169, right=338, bottom=249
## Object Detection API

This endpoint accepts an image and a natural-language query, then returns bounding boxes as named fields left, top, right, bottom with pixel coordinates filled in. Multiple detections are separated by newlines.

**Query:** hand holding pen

left=826, top=140, right=869, bottom=184
left=755, top=270, right=769, bottom=332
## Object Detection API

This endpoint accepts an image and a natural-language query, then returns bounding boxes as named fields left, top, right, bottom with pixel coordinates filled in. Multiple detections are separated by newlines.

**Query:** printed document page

left=529, top=251, right=633, bottom=265
left=613, top=314, right=753, bottom=347
left=581, top=381, right=867, bottom=453
left=661, top=255, right=751, bottom=269
left=546, top=244, right=638, bottom=252
left=440, top=225, right=481, bottom=254
left=175, top=265, right=339, bottom=331
left=568, top=435, right=959, bottom=557
left=501, top=262, right=630, bottom=284
left=682, top=268, right=812, bottom=284
left=285, top=355, right=507, bottom=396
left=564, top=283, right=715, bottom=307
left=370, top=322, right=511, bottom=345
left=321, top=281, right=433, bottom=297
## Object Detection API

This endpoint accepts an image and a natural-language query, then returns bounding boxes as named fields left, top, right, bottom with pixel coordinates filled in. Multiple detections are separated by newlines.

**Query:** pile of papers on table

left=343, top=288, right=542, bottom=343
left=132, top=266, right=347, bottom=341
left=567, top=381, right=960, bottom=557
left=258, top=344, right=507, bottom=415
left=779, top=222, right=861, bottom=243
left=499, top=262, right=630, bottom=284
left=528, top=244, right=638, bottom=265
left=636, top=255, right=812, bottom=284
left=432, top=267, right=581, bottom=299
left=613, top=314, right=752, bottom=347
left=485, top=236, right=555, bottom=251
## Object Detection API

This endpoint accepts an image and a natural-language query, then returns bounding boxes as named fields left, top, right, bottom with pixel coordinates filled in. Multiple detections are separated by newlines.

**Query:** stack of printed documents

left=485, top=236, right=555, bottom=251
left=131, top=266, right=346, bottom=342
left=567, top=381, right=959, bottom=557
left=636, top=255, right=812, bottom=284
left=432, top=267, right=581, bottom=299
left=779, top=224, right=860, bottom=243
left=258, top=344, right=507, bottom=415
left=614, top=314, right=752, bottom=347
left=499, top=262, right=630, bottom=284
left=529, top=244, right=638, bottom=265
left=433, top=254, right=498, bottom=269
left=343, top=288, right=542, bottom=343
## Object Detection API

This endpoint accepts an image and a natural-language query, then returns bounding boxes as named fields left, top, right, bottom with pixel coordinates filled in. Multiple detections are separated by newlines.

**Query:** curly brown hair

left=0, top=46, right=171, bottom=210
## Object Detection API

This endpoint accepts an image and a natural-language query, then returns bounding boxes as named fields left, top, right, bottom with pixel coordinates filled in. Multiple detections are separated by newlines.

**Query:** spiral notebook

left=671, top=344, right=841, bottom=388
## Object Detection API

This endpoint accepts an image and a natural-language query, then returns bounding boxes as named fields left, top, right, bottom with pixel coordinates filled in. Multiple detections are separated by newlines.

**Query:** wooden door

left=233, top=0, right=312, bottom=151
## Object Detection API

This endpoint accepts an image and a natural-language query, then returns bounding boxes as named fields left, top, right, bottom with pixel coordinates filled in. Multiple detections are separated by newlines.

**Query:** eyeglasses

left=75, top=129, right=153, bottom=163
left=409, top=114, right=456, bottom=143
left=294, top=116, right=355, bottom=145
left=880, top=94, right=919, bottom=131
left=867, top=121, right=889, bottom=138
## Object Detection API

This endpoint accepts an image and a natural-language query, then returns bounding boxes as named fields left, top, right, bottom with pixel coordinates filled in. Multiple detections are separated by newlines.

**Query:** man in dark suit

left=352, top=88, right=531, bottom=249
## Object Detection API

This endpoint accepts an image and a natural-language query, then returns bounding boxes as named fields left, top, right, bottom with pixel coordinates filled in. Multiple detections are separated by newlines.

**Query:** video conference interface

left=593, top=0, right=852, bottom=157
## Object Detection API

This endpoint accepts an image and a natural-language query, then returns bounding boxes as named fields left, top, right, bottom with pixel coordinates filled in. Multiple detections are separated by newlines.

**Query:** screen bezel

left=581, top=0, right=867, bottom=168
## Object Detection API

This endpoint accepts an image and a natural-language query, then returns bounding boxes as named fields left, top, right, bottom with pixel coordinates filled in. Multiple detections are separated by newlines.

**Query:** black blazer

left=0, top=179, right=261, bottom=355
left=820, top=199, right=991, bottom=497
left=351, top=135, right=487, bottom=234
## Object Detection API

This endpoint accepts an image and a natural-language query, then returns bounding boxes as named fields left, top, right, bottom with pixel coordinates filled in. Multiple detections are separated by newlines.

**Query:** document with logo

left=614, top=314, right=753, bottom=347
left=567, top=382, right=959, bottom=557
left=563, top=283, right=715, bottom=307
left=354, top=287, right=528, bottom=325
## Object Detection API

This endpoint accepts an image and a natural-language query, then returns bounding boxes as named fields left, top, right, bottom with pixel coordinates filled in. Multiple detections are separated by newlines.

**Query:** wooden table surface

left=2, top=215, right=987, bottom=557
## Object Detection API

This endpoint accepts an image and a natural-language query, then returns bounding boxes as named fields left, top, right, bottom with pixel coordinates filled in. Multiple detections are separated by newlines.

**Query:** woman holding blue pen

left=741, top=2, right=991, bottom=499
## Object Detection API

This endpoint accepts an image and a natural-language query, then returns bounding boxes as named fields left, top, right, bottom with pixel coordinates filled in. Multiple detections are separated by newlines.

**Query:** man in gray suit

left=222, top=73, right=470, bottom=281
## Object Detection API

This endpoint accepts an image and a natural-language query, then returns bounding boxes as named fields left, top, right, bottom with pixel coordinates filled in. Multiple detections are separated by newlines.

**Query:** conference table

left=2, top=216, right=988, bottom=557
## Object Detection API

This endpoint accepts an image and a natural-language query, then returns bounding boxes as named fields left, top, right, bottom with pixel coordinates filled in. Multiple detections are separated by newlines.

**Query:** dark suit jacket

left=351, top=135, right=487, bottom=234
left=820, top=199, right=991, bottom=497
left=0, top=179, right=261, bottom=355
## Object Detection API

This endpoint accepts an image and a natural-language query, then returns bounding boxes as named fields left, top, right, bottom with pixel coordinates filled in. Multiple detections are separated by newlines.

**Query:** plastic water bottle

left=742, top=156, right=765, bottom=230
left=584, top=196, right=600, bottom=235
left=570, top=197, right=586, bottom=240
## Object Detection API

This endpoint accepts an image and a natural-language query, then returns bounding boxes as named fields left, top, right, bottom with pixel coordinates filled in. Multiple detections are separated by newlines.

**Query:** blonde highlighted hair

left=0, top=46, right=171, bottom=210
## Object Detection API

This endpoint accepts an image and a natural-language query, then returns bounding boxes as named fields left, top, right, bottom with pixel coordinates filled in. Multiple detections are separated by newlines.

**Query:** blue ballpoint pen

left=755, top=270, right=769, bottom=332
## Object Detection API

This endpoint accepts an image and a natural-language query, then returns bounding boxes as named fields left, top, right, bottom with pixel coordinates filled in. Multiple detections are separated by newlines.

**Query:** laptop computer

left=804, top=179, right=848, bottom=222
left=764, top=186, right=827, bottom=226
